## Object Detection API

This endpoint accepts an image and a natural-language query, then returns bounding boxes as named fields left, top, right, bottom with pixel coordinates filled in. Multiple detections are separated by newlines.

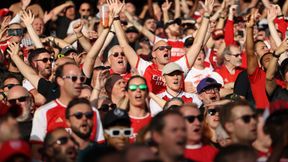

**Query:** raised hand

left=204, top=0, right=214, bottom=14
left=21, top=0, right=31, bottom=10
left=43, top=11, right=53, bottom=24
left=272, top=4, right=282, bottom=16
left=246, top=9, right=258, bottom=28
left=73, top=21, right=84, bottom=34
left=0, top=16, right=11, bottom=31
left=95, top=69, right=110, bottom=90
left=161, top=0, right=172, bottom=12
left=267, top=6, right=278, bottom=23
left=20, top=10, right=35, bottom=27
left=107, top=0, right=125, bottom=16
left=0, top=28, right=11, bottom=42
left=275, top=39, right=288, bottom=56
left=7, top=42, right=20, bottom=58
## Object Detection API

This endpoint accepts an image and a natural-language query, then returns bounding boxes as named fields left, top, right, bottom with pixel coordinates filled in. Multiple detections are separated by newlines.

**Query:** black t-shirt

left=18, top=120, right=32, bottom=141
left=269, top=86, right=288, bottom=102
left=56, top=16, right=72, bottom=39
left=37, top=78, right=59, bottom=102
left=234, top=70, right=255, bottom=105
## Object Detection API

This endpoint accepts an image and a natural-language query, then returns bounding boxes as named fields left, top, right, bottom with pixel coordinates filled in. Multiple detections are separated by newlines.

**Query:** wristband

left=76, top=34, right=84, bottom=39
left=109, top=31, right=116, bottom=35
left=272, top=51, right=280, bottom=58
left=114, top=16, right=120, bottom=21
left=203, top=13, right=210, bottom=19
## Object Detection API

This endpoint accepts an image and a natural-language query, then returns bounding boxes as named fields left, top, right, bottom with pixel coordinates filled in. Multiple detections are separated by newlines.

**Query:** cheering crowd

left=1, top=0, right=288, bottom=161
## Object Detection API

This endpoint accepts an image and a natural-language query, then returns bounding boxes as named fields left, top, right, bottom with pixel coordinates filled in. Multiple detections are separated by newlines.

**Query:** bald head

left=7, top=86, right=29, bottom=99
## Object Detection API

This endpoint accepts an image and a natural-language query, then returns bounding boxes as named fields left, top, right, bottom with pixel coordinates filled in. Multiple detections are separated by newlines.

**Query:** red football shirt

left=215, top=65, right=243, bottom=84
left=184, top=144, right=218, bottom=162
left=129, top=113, right=152, bottom=137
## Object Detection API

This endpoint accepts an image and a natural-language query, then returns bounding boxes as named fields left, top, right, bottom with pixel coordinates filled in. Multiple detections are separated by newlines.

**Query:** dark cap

left=164, top=18, right=182, bottom=29
left=60, top=46, right=78, bottom=56
left=103, top=108, right=131, bottom=129
left=197, top=77, right=222, bottom=93
left=104, top=74, right=123, bottom=97
left=125, top=26, right=139, bottom=33
left=212, top=29, right=224, bottom=40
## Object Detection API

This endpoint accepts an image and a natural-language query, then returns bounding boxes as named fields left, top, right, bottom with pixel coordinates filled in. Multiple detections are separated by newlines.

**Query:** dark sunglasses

left=207, top=108, right=219, bottom=116
left=184, top=115, right=203, bottom=123
left=3, top=84, right=21, bottom=90
left=70, top=111, right=94, bottom=120
left=62, top=75, right=86, bottom=83
left=229, top=53, right=241, bottom=58
left=128, top=84, right=147, bottom=91
left=8, top=96, right=29, bottom=105
left=153, top=46, right=172, bottom=51
left=49, top=136, right=70, bottom=146
left=35, top=57, right=54, bottom=63
left=99, top=104, right=117, bottom=112
left=112, top=52, right=125, bottom=57
left=235, top=114, right=257, bottom=124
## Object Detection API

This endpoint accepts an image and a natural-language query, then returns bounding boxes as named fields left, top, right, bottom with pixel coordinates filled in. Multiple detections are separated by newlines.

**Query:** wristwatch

left=272, top=51, right=280, bottom=58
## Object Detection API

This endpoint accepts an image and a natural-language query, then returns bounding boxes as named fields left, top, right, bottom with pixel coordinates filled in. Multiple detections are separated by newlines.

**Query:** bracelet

left=272, top=51, right=280, bottom=58
left=203, top=13, right=210, bottom=19
left=114, top=16, right=120, bottom=21
left=109, top=31, right=116, bottom=35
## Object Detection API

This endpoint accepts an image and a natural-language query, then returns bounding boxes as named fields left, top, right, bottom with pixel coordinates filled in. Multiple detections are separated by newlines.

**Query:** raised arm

left=111, top=1, right=139, bottom=68
left=124, top=11, right=155, bottom=42
left=189, top=0, right=200, bottom=17
left=246, top=9, right=258, bottom=75
left=161, top=0, right=172, bottom=24
left=266, top=40, right=288, bottom=95
left=47, top=1, right=75, bottom=22
left=7, top=42, right=41, bottom=88
left=20, top=10, right=43, bottom=48
left=174, top=0, right=181, bottom=19
left=186, top=0, right=214, bottom=67
left=268, top=6, right=282, bottom=46
left=72, top=21, right=92, bottom=52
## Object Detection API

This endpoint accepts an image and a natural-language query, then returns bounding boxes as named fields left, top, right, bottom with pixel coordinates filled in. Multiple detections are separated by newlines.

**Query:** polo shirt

left=136, top=56, right=189, bottom=94
left=214, top=65, right=243, bottom=84
left=149, top=91, right=202, bottom=116
left=30, top=99, right=104, bottom=143
left=184, top=144, right=218, bottom=162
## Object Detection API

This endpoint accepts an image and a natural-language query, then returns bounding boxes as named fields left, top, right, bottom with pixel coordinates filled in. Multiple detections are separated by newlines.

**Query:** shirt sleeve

left=149, top=98, right=163, bottom=117
left=94, top=109, right=105, bottom=143
left=136, top=56, right=152, bottom=76
left=175, top=55, right=190, bottom=75
left=224, top=20, right=235, bottom=46
left=30, top=108, right=47, bottom=142
left=22, top=79, right=35, bottom=91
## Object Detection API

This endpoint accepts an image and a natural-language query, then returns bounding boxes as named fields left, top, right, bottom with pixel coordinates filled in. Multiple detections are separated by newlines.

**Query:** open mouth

left=118, top=60, right=124, bottom=64
left=163, top=53, right=169, bottom=58
left=135, top=94, right=142, bottom=100
left=67, top=147, right=77, bottom=159
left=210, top=96, right=217, bottom=101
left=193, top=128, right=201, bottom=133
left=176, top=140, right=186, bottom=147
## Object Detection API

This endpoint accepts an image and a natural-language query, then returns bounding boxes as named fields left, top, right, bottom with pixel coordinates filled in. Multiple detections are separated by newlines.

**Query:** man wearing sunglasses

left=42, top=128, right=78, bottom=162
left=149, top=62, right=202, bottom=116
left=6, top=86, right=34, bottom=140
left=30, top=63, right=104, bottom=159
left=107, top=45, right=131, bottom=81
left=103, top=108, right=132, bottom=151
left=112, top=0, right=213, bottom=94
left=219, top=100, right=257, bottom=145
left=179, top=104, right=218, bottom=162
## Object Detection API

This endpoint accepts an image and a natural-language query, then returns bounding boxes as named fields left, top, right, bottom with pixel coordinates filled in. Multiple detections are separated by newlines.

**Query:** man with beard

left=179, top=104, right=218, bottom=162
left=42, top=128, right=78, bottom=162
left=149, top=62, right=202, bottom=116
left=112, top=0, right=214, bottom=94
left=65, top=98, right=98, bottom=161
left=219, top=100, right=257, bottom=145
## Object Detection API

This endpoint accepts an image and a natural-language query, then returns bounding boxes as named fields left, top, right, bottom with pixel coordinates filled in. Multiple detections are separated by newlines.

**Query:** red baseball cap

left=0, top=8, right=12, bottom=17
left=0, top=140, right=31, bottom=161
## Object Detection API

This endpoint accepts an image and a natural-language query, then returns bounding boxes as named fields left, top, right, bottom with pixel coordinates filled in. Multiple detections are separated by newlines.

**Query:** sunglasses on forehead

left=69, top=111, right=94, bottom=120
left=62, top=75, right=86, bottom=83
left=153, top=46, right=172, bottom=51
left=128, top=84, right=147, bottom=91
left=184, top=115, right=203, bottom=123
left=35, top=57, right=54, bottom=63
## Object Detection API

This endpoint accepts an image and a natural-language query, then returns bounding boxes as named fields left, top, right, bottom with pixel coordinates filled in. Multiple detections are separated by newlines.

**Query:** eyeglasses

left=201, top=87, right=219, bottom=94
left=228, top=53, right=241, bottom=58
left=128, top=84, right=147, bottom=91
left=62, top=75, right=86, bottom=83
left=8, top=96, right=29, bottom=105
left=99, top=104, right=117, bottom=112
left=112, top=52, right=125, bottom=57
left=3, top=84, right=21, bottom=90
left=69, top=111, right=94, bottom=120
left=81, top=9, right=90, bottom=12
left=35, top=57, right=54, bottom=63
left=105, top=128, right=133, bottom=137
left=234, top=114, right=257, bottom=124
left=184, top=115, right=203, bottom=123
left=207, top=108, right=219, bottom=116
left=153, top=46, right=172, bottom=51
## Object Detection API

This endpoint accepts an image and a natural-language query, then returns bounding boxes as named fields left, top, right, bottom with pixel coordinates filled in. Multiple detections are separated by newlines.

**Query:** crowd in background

left=1, top=0, right=288, bottom=161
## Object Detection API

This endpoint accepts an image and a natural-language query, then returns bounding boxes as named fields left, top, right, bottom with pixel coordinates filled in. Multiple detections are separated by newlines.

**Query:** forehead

left=111, top=46, right=123, bottom=52
left=129, top=77, right=145, bottom=85
left=33, top=18, right=44, bottom=24
left=80, top=3, right=90, bottom=9
left=36, top=52, right=51, bottom=58
left=255, top=41, right=266, bottom=49
left=231, top=105, right=253, bottom=117
left=70, top=103, right=91, bottom=112
left=145, top=19, right=155, bottom=23
left=52, top=129, right=69, bottom=139
left=163, top=114, right=185, bottom=129
left=8, top=87, right=28, bottom=98
left=180, top=106, right=200, bottom=116
left=63, top=64, right=81, bottom=75
left=4, top=78, right=19, bottom=84
left=9, top=24, right=22, bottom=29
left=154, top=41, right=167, bottom=48
left=230, top=46, right=240, bottom=52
